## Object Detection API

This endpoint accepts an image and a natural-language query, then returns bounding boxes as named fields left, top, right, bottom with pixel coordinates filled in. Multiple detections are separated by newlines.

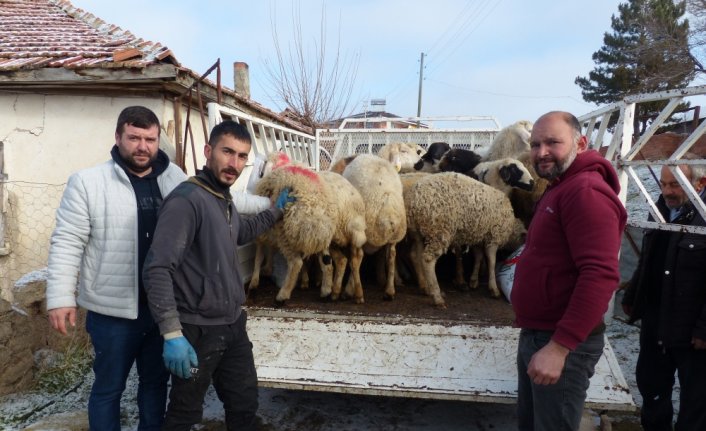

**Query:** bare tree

left=261, top=2, right=360, bottom=130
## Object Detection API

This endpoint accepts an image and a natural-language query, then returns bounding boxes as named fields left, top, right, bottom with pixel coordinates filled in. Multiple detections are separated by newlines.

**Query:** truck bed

left=244, top=277, right=635, bottom=412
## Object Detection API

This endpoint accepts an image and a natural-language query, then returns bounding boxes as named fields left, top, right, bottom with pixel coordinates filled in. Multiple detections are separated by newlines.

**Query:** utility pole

left=416, top=52, right=425, bottom=125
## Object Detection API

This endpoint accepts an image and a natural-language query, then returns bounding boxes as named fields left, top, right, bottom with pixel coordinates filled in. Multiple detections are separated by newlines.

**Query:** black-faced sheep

left=342, top=154, right=407, bottom=300
left=437, top=148, right=483, bottom=177
left=413, top=141, right=450, bottom=173
left=483, top=120, right=533, bottom=161
left=472, top=158, right=535, bottom=196
left=405, top=172, right=526, bottom=307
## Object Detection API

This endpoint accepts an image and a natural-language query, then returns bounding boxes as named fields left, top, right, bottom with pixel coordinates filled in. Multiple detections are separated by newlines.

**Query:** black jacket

left=143, top=167, right=282, bottom=335
left=622, top=195, right=706, bottom=347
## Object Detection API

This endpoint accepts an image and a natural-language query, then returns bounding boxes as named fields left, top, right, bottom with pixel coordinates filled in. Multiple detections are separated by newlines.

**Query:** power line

left=427, top=0, right=501, bottom=78
left=427, top=78, right=594, bottom=105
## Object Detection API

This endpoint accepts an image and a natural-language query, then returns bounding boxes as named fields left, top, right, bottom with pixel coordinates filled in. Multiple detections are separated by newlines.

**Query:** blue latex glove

left=163, top=336, right=198, bottom=379
left=275, top=187, right=296, bottom=209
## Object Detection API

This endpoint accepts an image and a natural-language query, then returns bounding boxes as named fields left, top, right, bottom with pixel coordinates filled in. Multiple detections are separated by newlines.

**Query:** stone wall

left=0, top=271, right=87, bottom=397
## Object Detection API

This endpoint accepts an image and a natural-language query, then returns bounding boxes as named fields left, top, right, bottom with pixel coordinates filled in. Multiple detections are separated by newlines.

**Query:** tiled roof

left=0, top=0, right=178, bottom=71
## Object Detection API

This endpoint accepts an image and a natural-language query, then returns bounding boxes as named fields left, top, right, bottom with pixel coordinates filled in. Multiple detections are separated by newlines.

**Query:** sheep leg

left=250, top=240, right=266, bottom=290
left=325, top=248, right=346, bottom=300
left=421, top=246, right=445, bottom=308
left=274, top=254, right=304, bottom=306
left=262, top=244, right=274, bottom=277
left=345, top=246, right=365, bottom=304
left=453, top=246, right=467, bottom=290
left=469, top=247, right=484, bottom=290
left=410, top=234, right=428, bottom=294
left=484, top=244, right=501, bottom=298
left=383, top=243, right=397, bottom=301
left=318, top=251, right=335, bottom=300
left=298, top=257, right=310, bottom=290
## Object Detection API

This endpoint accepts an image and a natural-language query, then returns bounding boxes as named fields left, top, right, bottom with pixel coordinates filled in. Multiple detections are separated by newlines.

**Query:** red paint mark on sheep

left=274, top=152, right=291, bottom=168
left=283, top=165, right=319, bottom=181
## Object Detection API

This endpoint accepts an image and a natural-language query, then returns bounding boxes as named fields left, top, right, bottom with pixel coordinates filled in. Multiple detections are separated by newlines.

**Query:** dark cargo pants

left=163, top=311, right=258, bottom=431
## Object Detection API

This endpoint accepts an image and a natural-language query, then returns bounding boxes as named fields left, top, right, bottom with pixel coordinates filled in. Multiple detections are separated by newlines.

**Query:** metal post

left=416, top=52, right=425, bottom=125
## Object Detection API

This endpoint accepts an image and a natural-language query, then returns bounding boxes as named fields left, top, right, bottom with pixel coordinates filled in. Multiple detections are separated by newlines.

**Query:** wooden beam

left=0, top=64, right=178, bottom=84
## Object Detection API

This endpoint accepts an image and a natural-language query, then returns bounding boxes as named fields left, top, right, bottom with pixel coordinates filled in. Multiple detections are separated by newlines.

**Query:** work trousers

left=86, top=304, right=169, bottom=431
left=637, top=328, right=706, bottom=431
left=516, top=329, right=604, bottom=431
left=163, top=311, right=259, bottom=431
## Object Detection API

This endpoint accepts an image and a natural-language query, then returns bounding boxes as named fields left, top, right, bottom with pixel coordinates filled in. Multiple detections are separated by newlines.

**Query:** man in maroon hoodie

left=511, top=111, right=627, bottom=430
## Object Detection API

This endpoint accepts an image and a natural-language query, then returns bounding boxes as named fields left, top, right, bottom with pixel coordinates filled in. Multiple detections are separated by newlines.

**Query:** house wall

left=0, top=92, right=211, bottom=301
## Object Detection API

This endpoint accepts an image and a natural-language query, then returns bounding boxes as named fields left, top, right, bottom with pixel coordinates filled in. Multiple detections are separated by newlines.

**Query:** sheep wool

left=253, top=165, right=337, bottom=304
left=484, top=120, right=533, bottom=161
left=406, top=172, right=525, bottom=307
left=343, top=154, right=407, bottom=300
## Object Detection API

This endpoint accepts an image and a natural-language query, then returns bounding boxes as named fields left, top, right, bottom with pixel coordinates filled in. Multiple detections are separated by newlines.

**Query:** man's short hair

left=116, top=106, right=160, bottom=136
left=208, top=120, right=252, bottom=147
left=681, top=152, right=706, bottom=184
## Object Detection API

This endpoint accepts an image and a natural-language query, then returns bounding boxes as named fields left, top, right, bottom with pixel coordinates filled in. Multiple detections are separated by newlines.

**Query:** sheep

left=413, top=141, right=450, bottom=173
left=472, top=157, right=535, bottom=196
left=405, top=172, right=526, bottom=307
left=483, top=120, right=533, bottom=161
left=330, top=142, right=425, bottom=175
left=317, top=171, right=367, bottom=303
left=437, top=148, right=483, bottom=177
left=376, top=142, right=425, bottom=173
left=251, top=163, right=337, bottom=305
left=503, top=151, right=550, bottom=227
left=342, top=154, right=407, bottom=300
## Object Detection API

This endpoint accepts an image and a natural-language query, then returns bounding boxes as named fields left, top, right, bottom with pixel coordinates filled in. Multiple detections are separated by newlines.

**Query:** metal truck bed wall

left=246, top=308, right=634, bottom=411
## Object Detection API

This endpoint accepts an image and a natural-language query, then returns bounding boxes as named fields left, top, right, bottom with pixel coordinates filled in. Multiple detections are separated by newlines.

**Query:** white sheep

left=376, top=142, right=425, bottom=173
left=342, top=154, right=407, bottom=300
left=329, top=142, right=425, bottom=175
left=251, top=164, right=337, bottom=304
left=405, top=172, right=525, bottom=307
left=317, top=171, right=368, bottom=303
left=484, top=120, right=533, bottom=161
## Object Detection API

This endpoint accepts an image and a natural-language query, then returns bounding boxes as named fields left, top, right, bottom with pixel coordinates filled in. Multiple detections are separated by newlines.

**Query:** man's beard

left=122, top=151, right=157, bottom=174
left=534, top=144, right=578, bottom=181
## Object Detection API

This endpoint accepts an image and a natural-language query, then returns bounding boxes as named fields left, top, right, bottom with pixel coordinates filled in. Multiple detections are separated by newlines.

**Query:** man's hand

left=163, top=336, right=198, bottom=379
left=275, top=187, right=296, bottom=210
left=527, top=339, right=570, bottom=385
left=692, top=336, right=706, bottom=350
left=48, top=307, right=77, bottom=335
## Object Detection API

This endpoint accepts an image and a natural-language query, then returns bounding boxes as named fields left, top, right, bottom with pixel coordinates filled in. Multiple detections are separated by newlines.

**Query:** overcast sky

left=70, top=0, right=630, bottom=128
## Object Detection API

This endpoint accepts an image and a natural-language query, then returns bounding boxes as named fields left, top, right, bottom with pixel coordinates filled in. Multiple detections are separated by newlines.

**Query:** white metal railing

left=578, top=85, right=706, bottom=235
left=207, top=103, right=321, bottom=169
left=318, top=116, right=501, bottom=170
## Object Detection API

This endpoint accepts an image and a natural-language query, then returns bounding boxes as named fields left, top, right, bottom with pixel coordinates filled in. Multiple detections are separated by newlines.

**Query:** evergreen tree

left=576, top=0, right=695, bottom=132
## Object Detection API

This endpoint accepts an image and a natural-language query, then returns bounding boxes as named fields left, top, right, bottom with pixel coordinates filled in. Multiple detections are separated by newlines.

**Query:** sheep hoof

left=355, top=297, right=365, bottom=304
left=434, top=301, right=447, bottom=309
left=383, top=293, right=395, bottom=301
left=274, top=298, right=288, bottom=308
left=319, top=294, right=333, bottom=303
left=330, top=293, right=340, bottom=301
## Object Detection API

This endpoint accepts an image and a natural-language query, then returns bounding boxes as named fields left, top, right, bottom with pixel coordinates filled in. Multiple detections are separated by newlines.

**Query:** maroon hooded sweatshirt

left=511, top=150, right=627, bottom=350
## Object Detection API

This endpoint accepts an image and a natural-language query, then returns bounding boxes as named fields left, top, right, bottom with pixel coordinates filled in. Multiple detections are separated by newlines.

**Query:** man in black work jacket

left=143, top=120, right=294, bottom=430
left=622, top=155, right=706, bottom=431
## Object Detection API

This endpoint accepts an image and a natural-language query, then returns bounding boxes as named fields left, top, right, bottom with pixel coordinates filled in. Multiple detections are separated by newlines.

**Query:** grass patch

left=34, top=335, right=93, bottom=394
